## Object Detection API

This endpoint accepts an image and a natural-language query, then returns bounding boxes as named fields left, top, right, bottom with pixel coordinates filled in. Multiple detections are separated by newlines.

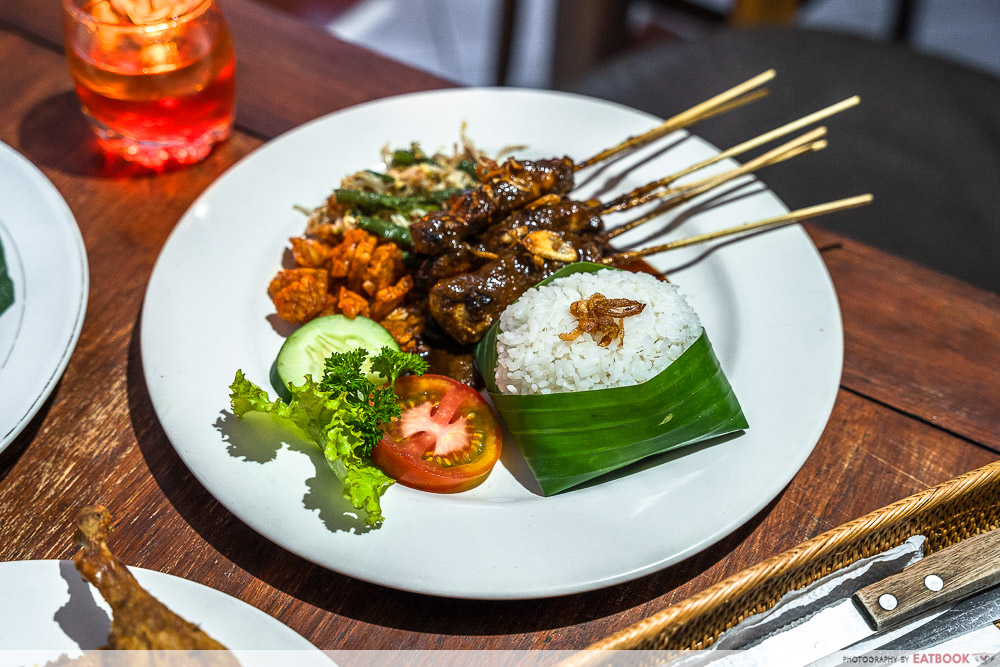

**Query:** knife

left=854, top=583, right=1000, bottom=653
left=803, top=586, right=1000, bottom=665
left=729, top=527, right=1000, bottom=666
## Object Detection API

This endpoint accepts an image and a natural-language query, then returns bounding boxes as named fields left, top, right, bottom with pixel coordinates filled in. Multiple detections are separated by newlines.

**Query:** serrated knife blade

left=723, top=598, right=946, bottom=666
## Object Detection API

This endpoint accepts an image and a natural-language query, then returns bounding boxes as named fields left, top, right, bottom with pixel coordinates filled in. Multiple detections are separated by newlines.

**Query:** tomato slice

left=372, top=374, right=502, bottom=493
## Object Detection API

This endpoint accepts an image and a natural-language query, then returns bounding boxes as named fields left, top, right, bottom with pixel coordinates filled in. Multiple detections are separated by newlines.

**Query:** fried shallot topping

left=559, top=293, right=646, bottom=347
left=521, top=230, right=577, bottom=263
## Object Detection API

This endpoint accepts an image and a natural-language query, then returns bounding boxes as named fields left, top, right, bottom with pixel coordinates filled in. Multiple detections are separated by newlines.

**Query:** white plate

left=0, top=559, right=321, bottom=663
left=141, top=88, right=843, bottom=599
left=0, top=142, right=88, bottom=452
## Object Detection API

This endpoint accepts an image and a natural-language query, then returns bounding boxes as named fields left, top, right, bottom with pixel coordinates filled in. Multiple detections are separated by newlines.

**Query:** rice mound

left=495, top=270, right=703, bottom=395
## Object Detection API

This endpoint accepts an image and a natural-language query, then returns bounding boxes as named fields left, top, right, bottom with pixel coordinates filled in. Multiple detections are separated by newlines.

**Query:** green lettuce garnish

left=230, top=370, right=394, bottom=527
left=229, top=346, right=426, bottom=528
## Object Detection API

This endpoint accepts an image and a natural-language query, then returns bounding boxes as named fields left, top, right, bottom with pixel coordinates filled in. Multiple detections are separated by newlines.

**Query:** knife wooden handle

left=853, top=528, right=1000, bottom=630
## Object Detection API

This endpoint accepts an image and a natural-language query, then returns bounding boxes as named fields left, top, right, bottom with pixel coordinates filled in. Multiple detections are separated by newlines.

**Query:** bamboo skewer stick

left=607, top=139, right=828, bottom=235
left=685, top=88, right=770, bottom=124
left=606, top=127, right=828, bottom=214
left=668, top=95, right=858, bottom=183
left=613, top=96, right=860, bottom=204
left=602, top=126, right=829, bottom=239
left=602, top=194, right=874, bottom=264
left=576, top=69, right=776, bottom=170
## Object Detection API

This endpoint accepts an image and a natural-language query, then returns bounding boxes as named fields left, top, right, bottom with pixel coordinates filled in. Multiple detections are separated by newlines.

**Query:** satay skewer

left=690, top=88, right=770, bottom=124
left=427, top=191, right=872, bottom=343
left=603, top=126, right=830, bottom=238
left=603, top=194, right=874, bottom=263
left=411, top=71, right=779, bottom=256
left=461, top=132, right=827, bottom=267
left=576, top=69, right=777, bottom=170
left=608, top=126, right=828, bottom=212
left=611, top=96, right=860, bottom=204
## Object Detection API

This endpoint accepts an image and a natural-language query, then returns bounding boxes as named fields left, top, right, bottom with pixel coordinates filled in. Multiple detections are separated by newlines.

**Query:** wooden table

left=1, top=0, right=998, bottom=651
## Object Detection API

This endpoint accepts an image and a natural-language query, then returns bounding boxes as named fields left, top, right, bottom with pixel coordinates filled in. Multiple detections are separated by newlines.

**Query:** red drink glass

left=62, top=0, right=235, bottom=169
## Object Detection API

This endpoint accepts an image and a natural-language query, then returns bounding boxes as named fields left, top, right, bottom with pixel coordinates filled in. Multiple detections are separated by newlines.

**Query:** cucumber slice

left=275, top=315, right=399, bottom=391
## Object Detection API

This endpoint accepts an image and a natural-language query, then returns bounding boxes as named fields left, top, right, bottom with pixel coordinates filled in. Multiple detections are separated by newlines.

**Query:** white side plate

left=0, top=559, right=322, bottom=662
left=0, top=142, right=88, bottom=451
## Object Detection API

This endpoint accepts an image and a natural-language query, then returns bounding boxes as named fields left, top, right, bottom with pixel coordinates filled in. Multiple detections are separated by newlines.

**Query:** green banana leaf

left=474, top=262, right=747, bottom=495
left=0, top=237, right=13, bottom=317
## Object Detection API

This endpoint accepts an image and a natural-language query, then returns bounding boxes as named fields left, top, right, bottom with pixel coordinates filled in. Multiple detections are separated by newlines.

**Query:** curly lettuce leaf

left=230, top=370, right=393, bottom=527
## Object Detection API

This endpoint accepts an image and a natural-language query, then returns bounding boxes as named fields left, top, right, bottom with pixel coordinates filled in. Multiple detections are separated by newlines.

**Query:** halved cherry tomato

left=372, top=374, right=502, bottom=493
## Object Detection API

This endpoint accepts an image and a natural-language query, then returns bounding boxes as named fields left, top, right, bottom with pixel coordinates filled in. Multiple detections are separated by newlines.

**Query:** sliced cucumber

left=275, top=315, right=399, bottom=391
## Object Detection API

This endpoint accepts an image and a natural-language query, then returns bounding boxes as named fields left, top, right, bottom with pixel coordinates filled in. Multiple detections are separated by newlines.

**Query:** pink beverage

left=63, top=0, right=236, bottom=169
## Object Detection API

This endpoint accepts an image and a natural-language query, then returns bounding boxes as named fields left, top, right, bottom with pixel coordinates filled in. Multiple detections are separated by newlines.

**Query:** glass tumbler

left=62, top=0, right=236, bottom=169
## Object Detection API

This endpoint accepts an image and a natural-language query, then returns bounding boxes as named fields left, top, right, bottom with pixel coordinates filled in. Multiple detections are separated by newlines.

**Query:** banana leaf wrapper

left=474, top=262, right=748, bottom=496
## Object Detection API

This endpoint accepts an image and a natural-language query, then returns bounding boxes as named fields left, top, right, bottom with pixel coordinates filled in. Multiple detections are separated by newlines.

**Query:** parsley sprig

left=370, top=348, right=429, bottom=386
left=318, top=347, right=428, bottom=454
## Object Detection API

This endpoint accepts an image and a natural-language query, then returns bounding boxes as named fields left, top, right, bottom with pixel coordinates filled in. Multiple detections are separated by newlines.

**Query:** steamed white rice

left=495, top=271, right=702, bottom=395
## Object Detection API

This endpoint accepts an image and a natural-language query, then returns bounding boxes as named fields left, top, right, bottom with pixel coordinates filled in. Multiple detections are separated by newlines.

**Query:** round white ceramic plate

left=0, top=142, right=88, bottom=452
left=0, top=560, right=323, bottom=664
left=141, top=88, right=843, bottom=599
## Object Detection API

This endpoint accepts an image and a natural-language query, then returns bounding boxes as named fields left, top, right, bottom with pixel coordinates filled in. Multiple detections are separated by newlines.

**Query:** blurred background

left=259, top=0, right=1000, bottom=89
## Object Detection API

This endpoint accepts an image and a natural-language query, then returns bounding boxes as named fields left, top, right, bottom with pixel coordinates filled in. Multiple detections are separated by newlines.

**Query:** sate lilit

left=73, top=505, right=231, bottom=652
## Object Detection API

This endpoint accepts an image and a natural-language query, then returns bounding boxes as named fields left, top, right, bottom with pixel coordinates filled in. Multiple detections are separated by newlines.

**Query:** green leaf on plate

left=474, top=262, right=748, bottom=496
left=0, top=236, right=13, bottom=317
left=230, top=370, right=394, bottom=527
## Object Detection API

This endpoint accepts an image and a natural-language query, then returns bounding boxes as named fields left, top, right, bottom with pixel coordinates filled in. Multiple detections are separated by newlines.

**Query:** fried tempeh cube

left=289, top=237, right=332, bottom=268
left=378, top=303, right=425, bottom=353
left=361, top=243, right=404, bottom=297
left=337, top=285, right=370, bottom=319
left=346, top=232, right=378, bottom=295
left=268, top=268, right=329, bottom=324
left=328, top=228, right=371, bottom=279
left=371, top=274, right=413, bottom=322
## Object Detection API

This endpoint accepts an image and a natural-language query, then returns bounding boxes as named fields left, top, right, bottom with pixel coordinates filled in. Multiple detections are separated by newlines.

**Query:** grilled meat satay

left=424, top=115, right=843, bottom=344
left=410, top=70, right=780, bottom=259
left=73, top=505, right=232, bottom=653
left=429, top=192, right=875, bottom=344
left=410, top=156, right=574, bottom=255
left=478, top=200, right=604, bottom=254
left=429, top=237, right=603, bottom=345
left=417, top=200, right=604, bottom=285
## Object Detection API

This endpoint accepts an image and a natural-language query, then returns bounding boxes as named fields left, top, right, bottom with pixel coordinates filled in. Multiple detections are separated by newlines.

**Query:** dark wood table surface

left=1, top=0, right=998, bottom=651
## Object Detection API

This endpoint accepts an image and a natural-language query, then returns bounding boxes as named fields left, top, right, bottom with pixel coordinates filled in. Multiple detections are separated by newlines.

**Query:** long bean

left=364, top=169, right=395, bottom=184
left=390, top=148, right=435, bottom=167
left=424, top=187, right=466, bottom=204
left=335, top=189, right=421, bottom=213
left=335, top=188, right=466, bottom=213
left=457, top=159, right=479, bottom=180
left=357, top=215, right=413, bottom=247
